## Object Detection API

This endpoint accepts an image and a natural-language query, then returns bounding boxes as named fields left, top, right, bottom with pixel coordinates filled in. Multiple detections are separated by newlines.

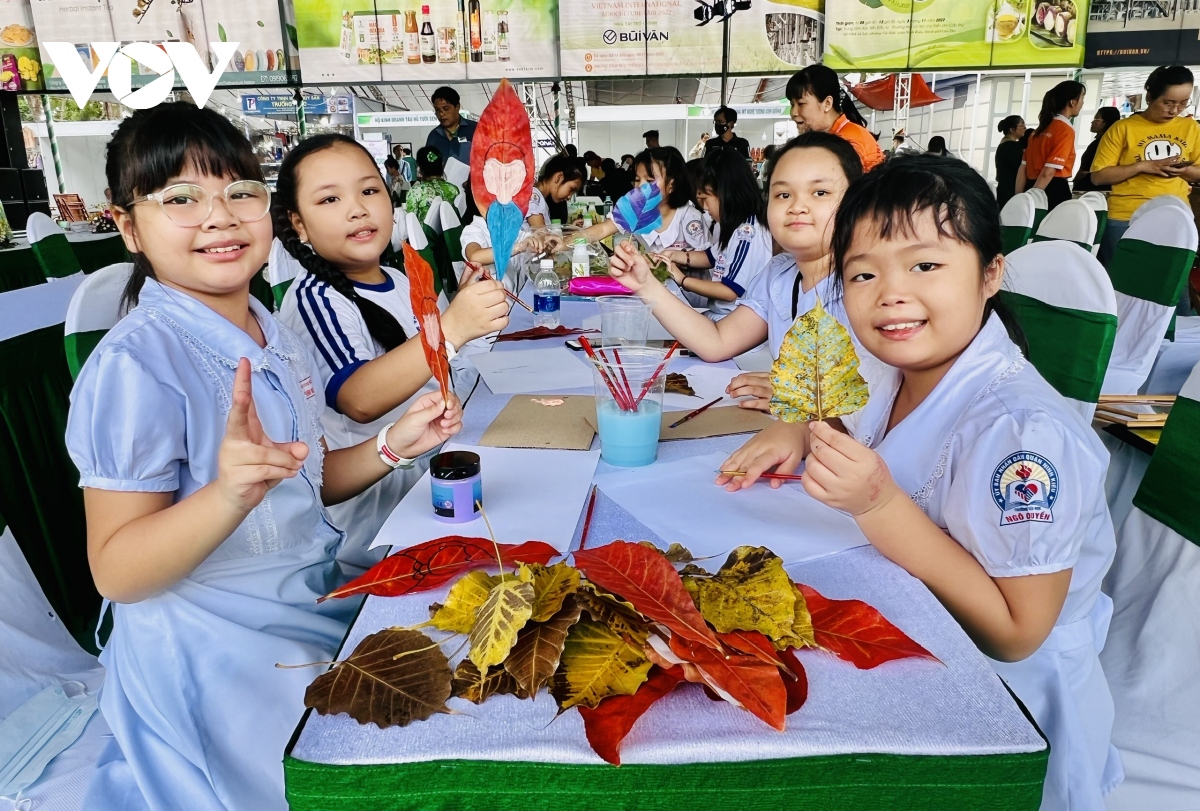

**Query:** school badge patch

left=991, top=451, right=1058, bottom=526
left=685, top=219, right=704, bottom=239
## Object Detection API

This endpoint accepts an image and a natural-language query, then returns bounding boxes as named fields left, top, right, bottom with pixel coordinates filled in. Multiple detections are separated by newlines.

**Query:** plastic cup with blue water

left=591, top=346, right=667, bottom=467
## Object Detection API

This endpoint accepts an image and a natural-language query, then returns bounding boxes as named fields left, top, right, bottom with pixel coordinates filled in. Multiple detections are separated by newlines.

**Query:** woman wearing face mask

left=1091, top=65, right=1200, bottom=263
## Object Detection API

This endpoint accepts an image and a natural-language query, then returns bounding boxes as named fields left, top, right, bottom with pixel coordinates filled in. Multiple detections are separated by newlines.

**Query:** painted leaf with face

left=470, top=78, right=534, bottom=280
left=402, top=241, right=452, bottom=403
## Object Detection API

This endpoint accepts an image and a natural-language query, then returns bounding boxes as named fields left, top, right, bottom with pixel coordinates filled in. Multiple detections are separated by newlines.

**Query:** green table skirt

left=0, top=248, right=47, bottom=293
left=284, top=749, right=1049, bottom=811
left=75, top=236, right=129, bottom=274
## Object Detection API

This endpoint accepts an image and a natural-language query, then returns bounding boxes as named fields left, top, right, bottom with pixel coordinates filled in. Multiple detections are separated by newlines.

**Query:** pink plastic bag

left=567, top=277, right=633, bottom=297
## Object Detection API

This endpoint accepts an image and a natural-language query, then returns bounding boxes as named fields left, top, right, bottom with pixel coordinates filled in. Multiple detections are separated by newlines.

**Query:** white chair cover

left=1103, top=206, right=1199, bottom=395
left=1077, top=192, right=1107, bottom=256
left=1128, top=193, right=1191, bottom=227
left=1024, top=187, right=1048, bottom=211
left=1100, top=361, right=1200, bottom=811
left=0, top=272, right=85, bottom=344
left=1000, top=193, right=1037, bottom=253
left=1033, top=199, right=1098, bottom=250
left=64, top=262, right=133, bottom=336
left=391, top=210, right=408, bottom=252
left=267, top=237, right=304, bottom=298
left=1004, top=241, right=1118, bottom=421
left=24, top=211, right=61, bottom=244
left=405, top=211, right=428, bottom=250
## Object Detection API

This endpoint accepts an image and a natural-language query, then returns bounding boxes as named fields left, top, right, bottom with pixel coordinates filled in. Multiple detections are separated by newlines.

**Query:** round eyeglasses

left=126, top=180, right=272, bottom=227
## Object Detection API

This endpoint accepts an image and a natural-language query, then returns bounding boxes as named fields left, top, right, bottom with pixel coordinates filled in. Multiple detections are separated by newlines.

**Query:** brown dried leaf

left=577, top=586, right=653, bottom=645
left=504, top=597, right=584, bottom=696
left=304, top=629, right=452, bottom=728
left=637, top=541, right=696, bottom=563
left=468, top=580, right=535, bottom=671
left=550, top=620, right=653, bottom=711
left=521, top=562, right=582, bottom=623
left=451, top=659, right=526, bottom=703
left=665, top=372, right=696, bottom=397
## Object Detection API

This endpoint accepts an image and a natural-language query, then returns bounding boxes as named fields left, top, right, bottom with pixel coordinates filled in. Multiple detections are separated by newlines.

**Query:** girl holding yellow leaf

left=750, top=154, right=1120, bottom=811
left=608, top=132, right=867, bottom=410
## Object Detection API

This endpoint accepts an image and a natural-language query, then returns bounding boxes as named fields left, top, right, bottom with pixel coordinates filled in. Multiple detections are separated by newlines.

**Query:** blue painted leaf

left=487, top=201, right=525, bottom=281
left=613, top=182, right=663, bottom=235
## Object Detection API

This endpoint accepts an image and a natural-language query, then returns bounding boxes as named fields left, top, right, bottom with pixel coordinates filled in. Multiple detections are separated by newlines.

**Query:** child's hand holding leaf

left=218, top=358, right=309, bottom=512
left=608, top=239, right=653, bottom=292
left=803, top=421, right=899, bottom=517
left=385, top=391, right=463, bottom=461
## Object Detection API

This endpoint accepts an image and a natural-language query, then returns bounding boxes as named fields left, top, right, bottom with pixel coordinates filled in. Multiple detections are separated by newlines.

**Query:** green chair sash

left=1001, top=225, right=1031, bottom=256
left=1134, top=394, right=1200, bottom=545
left=1107, top=240, right=1196, bottom=307
left=30, top=235, right=82, bottom=279
left=420, top=225, right=459, bottom=297
left=1030, top=234, right=1092, bottom=253
left=999, top=291, right=1116, bottom=403
left=1031, top=208, right=1048, bottom=236
left=1093, top=210, right=1107, bottom=249
left=64, top=329, right=106, bottom=380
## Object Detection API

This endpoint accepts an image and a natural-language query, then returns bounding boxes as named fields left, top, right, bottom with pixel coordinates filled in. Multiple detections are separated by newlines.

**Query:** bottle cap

left=422, top=4, right=430, bottom=11
left=574, top=237, right=586, bottom=245
left=540, top=258, right=553, bottom=269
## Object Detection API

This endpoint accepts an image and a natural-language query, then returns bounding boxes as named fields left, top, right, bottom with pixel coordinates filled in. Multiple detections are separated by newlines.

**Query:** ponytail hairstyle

left=272, top=133, right=408, bottom=351
left=1034, top=80, right=1085, bottom=135
left=416, top=145, right=445, bottom=178
left=786, top=64, right=870, bottom=128
left=106, top=102, right=264, bottom=310
left=634, top=146, right=694, bottom=210
left=537, top=153, right=584, bottom=185
left=699, top=148, right=764, bottom=251
left=830, top=153, right=1028, bottom=354
left=997, top=114, right=1023, bottom=136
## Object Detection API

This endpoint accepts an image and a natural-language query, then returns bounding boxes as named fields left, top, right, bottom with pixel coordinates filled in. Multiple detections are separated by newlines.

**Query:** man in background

left=426, top=86, right=477, bottom=165
left=704, top=106, right=750, bottom=159
left=643, top=130, right=660, bottom=149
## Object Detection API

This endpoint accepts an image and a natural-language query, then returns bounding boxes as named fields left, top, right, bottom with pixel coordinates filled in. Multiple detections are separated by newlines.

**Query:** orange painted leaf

left=797, top=583, right=939, bottom=669
left=318, top=538, right=558, bottom=602
left=578, top=665, right=684, bottom=766
left=402, top=241, right=452, bottom=403
left=573, top=541, right=720, bottom=649
left=780, top=648, right=809, bottom=715
left=669, top=635, right=787, bottom=731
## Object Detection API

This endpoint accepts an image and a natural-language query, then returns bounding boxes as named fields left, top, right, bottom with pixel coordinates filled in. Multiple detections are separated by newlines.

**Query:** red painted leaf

left=402, top=242, right=452, bottom=404
left=573, top=541, right=720, bottom=649
left=319, top=538, right=558, bottom=602
left=578, top=665, right=684, bottom=765
left=495, top=326, right=599, bottom=342
left=797, top=583, right=939, bottom=669
left=669, top=635, right=787, bottom=732
left=719, top=630, right=784, bottom=667
left=469, top=78, right=534, bottom=215
left=780, top=648, right=809, bottom=715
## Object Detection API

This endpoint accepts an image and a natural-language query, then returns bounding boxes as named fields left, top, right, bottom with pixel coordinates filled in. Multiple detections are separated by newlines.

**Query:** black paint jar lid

left=431, top=451, right=481, bottom=481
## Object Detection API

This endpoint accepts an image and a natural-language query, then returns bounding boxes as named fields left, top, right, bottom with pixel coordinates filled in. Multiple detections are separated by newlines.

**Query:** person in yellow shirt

left=1092, top=65, right=1200, bottom=264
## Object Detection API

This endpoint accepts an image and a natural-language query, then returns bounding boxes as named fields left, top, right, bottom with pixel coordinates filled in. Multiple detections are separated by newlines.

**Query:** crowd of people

left=49, top=60, right=1200, bottom=811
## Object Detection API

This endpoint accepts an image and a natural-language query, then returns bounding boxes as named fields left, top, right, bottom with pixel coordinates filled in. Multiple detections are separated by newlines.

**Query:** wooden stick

left=1098, top=394, right=1176, bottom=404
left=668, top=396, right=723, bottom=429
left=633, top=341, right=680, bottom=407
left=578, top=486, right=598, bottom=551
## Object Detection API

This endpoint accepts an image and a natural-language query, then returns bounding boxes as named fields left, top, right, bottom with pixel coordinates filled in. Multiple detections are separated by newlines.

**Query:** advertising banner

left=559, top=0, right=822, bottom=78
left=0, top=0, right=43, bottom=91
left=242, top=94, right=352, bottom=114
left=823, top=0, right=1088, bottom=71
left=1085, top=2, right=1200, bottom=68
left=294, top=0, right=557, bottom=84
left=29, top=0, right=294, bottom=90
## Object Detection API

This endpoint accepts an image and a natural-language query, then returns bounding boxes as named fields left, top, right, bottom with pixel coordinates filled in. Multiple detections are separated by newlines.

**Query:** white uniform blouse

left=707, top=216, right=773, bottom=321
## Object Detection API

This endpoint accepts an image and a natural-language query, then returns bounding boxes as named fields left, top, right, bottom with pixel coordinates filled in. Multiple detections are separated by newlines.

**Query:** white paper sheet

left=468, top=346, right=596, bottom=394
left=370, top=445, right=601, bottom=554
left=662, top=364, right=747, bottom=411
left=594, top=452, right=868, bottom=564
left=734, top=346, right=774, bottom=372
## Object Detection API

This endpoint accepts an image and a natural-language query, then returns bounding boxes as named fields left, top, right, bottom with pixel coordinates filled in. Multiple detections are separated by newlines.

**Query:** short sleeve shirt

left=707, top=216, right=773, bottom=319
left=1023, top=116, right=1077, bottom=179
left=831, top=114, right=884, bottom=172
left=526, top=187, right=551, bottom=224
left=1090, top=112, right=1200, bottom=221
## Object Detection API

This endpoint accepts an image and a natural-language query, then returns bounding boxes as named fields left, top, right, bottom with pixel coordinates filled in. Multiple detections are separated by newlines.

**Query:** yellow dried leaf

left=521, top=562, right=581, bottom=622
left=770, top=297, right=868, bottom=422
left=686, top=546, right=797, bottom=643
left=550, top=620, right=652, bottom=710
left=783, top=587, right=816, bottom=650
left=468, top=580, right=534, bottom=670
left=428, top=570, right=501, bottom=634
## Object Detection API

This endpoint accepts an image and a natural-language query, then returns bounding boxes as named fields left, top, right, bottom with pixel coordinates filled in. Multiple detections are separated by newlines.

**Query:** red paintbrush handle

left=633, top=341, right=679, bottom=407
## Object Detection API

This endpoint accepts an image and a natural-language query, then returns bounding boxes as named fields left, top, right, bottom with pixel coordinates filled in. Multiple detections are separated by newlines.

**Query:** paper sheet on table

left=371, top=445, right=600, bottom=554
left=468, top=346, right=595, bottom=394
left=662, top=364, right=747, bottom=411
left=735, top=346, right=773, bottom=372
left=594, top=452, right=868, bottom=564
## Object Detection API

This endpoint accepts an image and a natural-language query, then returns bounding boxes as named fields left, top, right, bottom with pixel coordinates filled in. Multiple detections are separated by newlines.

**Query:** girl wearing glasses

left=66, top=103, right=463, bottom=811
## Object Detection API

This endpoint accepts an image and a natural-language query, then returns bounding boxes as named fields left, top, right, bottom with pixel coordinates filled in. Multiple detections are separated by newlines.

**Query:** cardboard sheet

left=480, top=395, right=597, bottom=450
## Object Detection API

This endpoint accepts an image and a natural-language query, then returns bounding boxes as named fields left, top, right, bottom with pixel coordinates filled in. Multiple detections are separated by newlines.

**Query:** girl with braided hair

left=275, top=134, right=509, bottom=568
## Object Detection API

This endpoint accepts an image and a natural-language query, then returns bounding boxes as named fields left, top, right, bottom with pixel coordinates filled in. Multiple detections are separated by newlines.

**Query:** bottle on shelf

left=420, top=5, right=436, bottom=63
left=482, top=10, right=497, bottom=62
left=468, top=0, right=483, bottom=62
left=497, top=11, right=510, bottom=62
left=405, top=10, right=420, bottom=64
left=533, top=259, right=561, bottom=328
left=571, top=238, right=589, bottom=279
left=457, top=0, right=468, bottom=62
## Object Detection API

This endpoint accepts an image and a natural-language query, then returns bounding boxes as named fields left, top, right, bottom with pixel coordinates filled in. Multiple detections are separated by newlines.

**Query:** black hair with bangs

left=830, top=153, right=1026, bottom=352
left=633, top=147, right=694, bottom=210
left=764, top=130, right=863, bottom=189
left=107, top=102, right=264, bottom=308
left=697, top=148, right=763, bottom=252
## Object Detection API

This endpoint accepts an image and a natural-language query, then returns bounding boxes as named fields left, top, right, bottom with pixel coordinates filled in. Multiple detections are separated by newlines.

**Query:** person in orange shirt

left=787, top=65, right=884, bottom=172
left=1016, top=81, right=1086, bottom=210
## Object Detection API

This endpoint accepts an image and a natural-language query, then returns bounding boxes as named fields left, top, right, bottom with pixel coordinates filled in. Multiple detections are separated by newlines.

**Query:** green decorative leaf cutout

left=769, top=297, right=868, bottom=423
left=217, top=23, right=227, bottom=42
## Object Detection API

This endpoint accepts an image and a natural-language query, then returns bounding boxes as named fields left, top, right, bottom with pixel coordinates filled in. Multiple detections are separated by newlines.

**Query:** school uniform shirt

left=1022, top=115, right=1077, bottom=181
left=706, top=216, right=773, bottom=321
left=67, top=279, right=357, bottom=811
left=738, top=253, right=847, bottom=358
left=278, top=266, right=477, bottom=570
left=1090, top=112, right=1200, bottom=221
left=618, top=202, right=713, bottom=308
left=841, top=314, right=1121, bottom=811
left=527, top=186, right=551, bottom=224
left=830, top=113, right=885, bottom=172
left=461, top=215, right=534, bottom=293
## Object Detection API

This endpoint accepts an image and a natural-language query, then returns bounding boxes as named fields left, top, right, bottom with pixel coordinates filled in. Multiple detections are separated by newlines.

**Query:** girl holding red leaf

left=274, top=135, right=510, bottom=569
left=66, top=104, right=463, bottom=811
left=745, top=155, right=1120, bottom=810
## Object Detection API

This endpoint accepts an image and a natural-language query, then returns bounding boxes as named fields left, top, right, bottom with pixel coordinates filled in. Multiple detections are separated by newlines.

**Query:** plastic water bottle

left=571, top=237, right=589, bottom=279
left=602, top=194, right=613, bottom=217
left=533, top=259, right=561, bottom=328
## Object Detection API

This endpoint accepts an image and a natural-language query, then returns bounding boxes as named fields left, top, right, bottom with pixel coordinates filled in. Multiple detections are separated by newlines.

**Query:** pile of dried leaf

left=306, top=537, right=937, bottom=765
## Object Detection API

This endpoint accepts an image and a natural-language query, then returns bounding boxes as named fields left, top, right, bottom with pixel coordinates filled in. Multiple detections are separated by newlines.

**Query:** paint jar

left=430, top=451, right=482, bottom=523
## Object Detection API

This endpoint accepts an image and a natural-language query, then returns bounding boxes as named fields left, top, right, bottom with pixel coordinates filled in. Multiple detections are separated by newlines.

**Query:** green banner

left=824, top=0, right=1089, bottom=71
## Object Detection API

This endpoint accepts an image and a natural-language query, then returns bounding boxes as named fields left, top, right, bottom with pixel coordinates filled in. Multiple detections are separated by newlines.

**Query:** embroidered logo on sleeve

left=991, top=451, right=1058, bottom=526
left=685, top=219, right=704, bottom=239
